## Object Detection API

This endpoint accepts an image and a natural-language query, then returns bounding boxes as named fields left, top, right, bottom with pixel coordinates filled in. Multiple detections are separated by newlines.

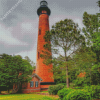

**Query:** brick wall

left=36, top=13, right=54, bottom=85
left=21, top=76, right=41, bottom=93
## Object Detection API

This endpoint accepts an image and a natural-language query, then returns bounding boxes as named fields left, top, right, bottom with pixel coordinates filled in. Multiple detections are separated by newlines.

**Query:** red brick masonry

left=36, top=10, right=54, bottom=90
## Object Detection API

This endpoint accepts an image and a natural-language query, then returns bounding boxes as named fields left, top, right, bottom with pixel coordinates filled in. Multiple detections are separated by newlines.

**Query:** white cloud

left=15, top=47, right=37, bottom=63
left=20, top=19, right=38, bottom=35
left=0, top=24, right=28, bottom=46
left=50, top=15, right=84, bottom=30
left=21, top=22, right=33, bottom=32
left=14, top=38, right=37, bottom=62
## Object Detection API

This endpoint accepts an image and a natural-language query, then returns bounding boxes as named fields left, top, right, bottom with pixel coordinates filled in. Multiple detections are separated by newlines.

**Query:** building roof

left=29, top=73, right=43, bottom=81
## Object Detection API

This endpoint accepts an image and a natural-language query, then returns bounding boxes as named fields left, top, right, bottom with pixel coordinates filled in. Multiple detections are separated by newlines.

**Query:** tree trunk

left=17, top=82, right=22, bottom=93
left=98, top=67, right=100, bottom=73
left=66, top=66, right=69, bottom=88
left=7, top=88, right=9, bottom=93
left=90, top=68, right=91, bottom=85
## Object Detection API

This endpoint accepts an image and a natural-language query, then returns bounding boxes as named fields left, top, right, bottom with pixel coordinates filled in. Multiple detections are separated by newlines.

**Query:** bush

left=73, top=77, right=86, bottom=87
left=63, top=89, right=91, bottom=100
left=48, top=84, right=64, bottom=95
left=84, top=85, right=100, bottom=99
left=57, top=85, right=100, bottom=100
left=73, top=86, right=83, bottom=89
left=57, top=88, right=73, bottom=100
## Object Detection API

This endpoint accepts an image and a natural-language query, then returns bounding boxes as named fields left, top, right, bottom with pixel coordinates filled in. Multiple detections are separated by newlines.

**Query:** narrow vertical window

left=39, top=29, right=41, bottom=35
left=38, top=52, right=40, bottom=59
left=47, top=18, right=48, bottom=22
left=35, top=81, right=38, bottom=87
left=30, top=81, right=34, bottom=87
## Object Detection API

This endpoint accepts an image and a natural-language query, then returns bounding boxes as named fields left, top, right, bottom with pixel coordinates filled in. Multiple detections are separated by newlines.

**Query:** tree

left=0, top=59, right=9, bottom=93
left=41, top=19, right=85, bottom=87
left=82, top=10, right=100, bottom=85
left=82, top=12, right=98, bottom=46
left=24, top=56, right=31, bottom=63
left=24, top=56, right=36, bottom=69
left=71, top=46, right=97, bottom=86
left=97, top=0, right=100, bottom=7
left=0, top=54, right=33, bottom=93
left=52, top=57, right=66, bottom=84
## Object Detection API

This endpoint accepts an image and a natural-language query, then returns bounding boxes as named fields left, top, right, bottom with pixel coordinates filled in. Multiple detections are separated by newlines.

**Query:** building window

left=38, top=52, right=40, bottom=59
left=35, top=81, right=38, bottom=87
left=39, top=29, right=41, bottom=35
left=30, top=81, right=34, bottom=87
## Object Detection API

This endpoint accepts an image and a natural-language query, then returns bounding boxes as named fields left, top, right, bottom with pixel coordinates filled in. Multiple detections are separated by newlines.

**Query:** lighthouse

left=36, top=0, right=54, bottom=91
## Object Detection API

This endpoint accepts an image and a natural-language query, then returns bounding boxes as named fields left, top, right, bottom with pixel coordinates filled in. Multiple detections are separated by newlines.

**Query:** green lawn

left=0, top=94, right=58, bottom=100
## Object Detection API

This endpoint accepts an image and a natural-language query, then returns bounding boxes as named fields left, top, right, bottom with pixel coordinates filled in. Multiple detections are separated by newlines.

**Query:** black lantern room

left=37, top=0, right=51, bottom=16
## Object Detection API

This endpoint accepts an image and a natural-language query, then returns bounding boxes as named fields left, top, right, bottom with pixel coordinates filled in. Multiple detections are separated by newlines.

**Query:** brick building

left=21, top=73, right=42, bottom=93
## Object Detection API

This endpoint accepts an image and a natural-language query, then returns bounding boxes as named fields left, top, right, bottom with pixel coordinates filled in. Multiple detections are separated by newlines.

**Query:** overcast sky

left=0, top=0, right=98, bottom=63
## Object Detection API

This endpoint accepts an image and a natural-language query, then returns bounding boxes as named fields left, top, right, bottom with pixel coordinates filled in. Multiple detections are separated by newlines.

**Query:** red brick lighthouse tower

left=36, top=0, right=54, bottom=91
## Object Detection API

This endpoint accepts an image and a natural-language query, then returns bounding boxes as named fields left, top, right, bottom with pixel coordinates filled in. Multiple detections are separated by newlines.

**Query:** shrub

left=57, top=88, right=73, bottom=100
left=73, top=77, right=86, bottom=87
left=63, top=89, right=91, bottom=100
left=84, top=85, right=100, bottom=99
left=73, top=86, right=83, bottom=89
left=48, top=84, right=64, bottom=95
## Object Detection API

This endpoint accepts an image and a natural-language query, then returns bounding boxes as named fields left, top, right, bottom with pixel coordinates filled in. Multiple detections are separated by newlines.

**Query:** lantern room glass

left=40, top=1, right=48, bottom=6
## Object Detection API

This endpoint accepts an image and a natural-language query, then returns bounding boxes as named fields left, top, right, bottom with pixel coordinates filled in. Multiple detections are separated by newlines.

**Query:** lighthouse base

left=40, top=82, right=55, bottom=91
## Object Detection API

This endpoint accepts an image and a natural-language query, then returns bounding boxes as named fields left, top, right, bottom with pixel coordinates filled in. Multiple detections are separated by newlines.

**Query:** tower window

left=39, top=29, right=41, bottom=35
left=47, top=18, right=48, bottom=22
left=42, top=10, right=47, bottom=14
left=38, top=52, right=40, bottom=59
left=35, top=81, right=38, bottom=87
left=30, top=81, right=34, bottom=87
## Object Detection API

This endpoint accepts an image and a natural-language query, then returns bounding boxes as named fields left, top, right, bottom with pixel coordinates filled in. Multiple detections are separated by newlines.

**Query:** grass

left=33, top=91, right=48, bottom=94
left=0, top=94, right=58, bottom=100
left=40, top=91, right=48, bottom=93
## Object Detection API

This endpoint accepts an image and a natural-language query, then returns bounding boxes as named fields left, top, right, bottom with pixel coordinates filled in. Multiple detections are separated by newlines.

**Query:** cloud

left=15, top=46, right=37, bottom=63
left=21, top=22, right=33, bottom=32
left=20, top=19, right=38, bottom=35
left=0, top=24, right=28, bottom=46
left=50, top=15, right=84, bottom=30
left=0, top=0, right=23, bottom=21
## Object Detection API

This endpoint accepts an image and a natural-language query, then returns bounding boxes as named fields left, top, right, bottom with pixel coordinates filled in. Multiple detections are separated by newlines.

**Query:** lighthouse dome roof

left=40, top=0, right=48, bottom=6
left=37, top=0, right=51, bottom=16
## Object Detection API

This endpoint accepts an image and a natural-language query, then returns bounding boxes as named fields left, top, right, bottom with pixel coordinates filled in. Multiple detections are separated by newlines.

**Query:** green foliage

left=44, top=19, right=85, bottom=55
left=42, top=18, right=86, bottom=87
left=91, top=69, right=100, bottom=85
left=82, top=12, right=100, bottom=62
left=82, top=12, right=98, bottom=41
left=63, top=89, right=91, bottom=100
left=73, top=86, right=83, bottom=89
left=0, top=54, right=33, bottom=92
left=48, top=84, right=64, bottom=95
left=73, top=77, right=86, bottom=87
left=97, top=0, right=100, bottom=7
left=73, top=70, right=100, bottom=87
left=52, top=58, right=66, bottom=84
left=57, top=88, right=73, bottom=100
left=24, top=56, right=36, bottom=69
left=71, top=45, right=99, bottom=86
left=58, top=85, right=100, bottom=100
left=84, top=85, right=100, bottom=99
